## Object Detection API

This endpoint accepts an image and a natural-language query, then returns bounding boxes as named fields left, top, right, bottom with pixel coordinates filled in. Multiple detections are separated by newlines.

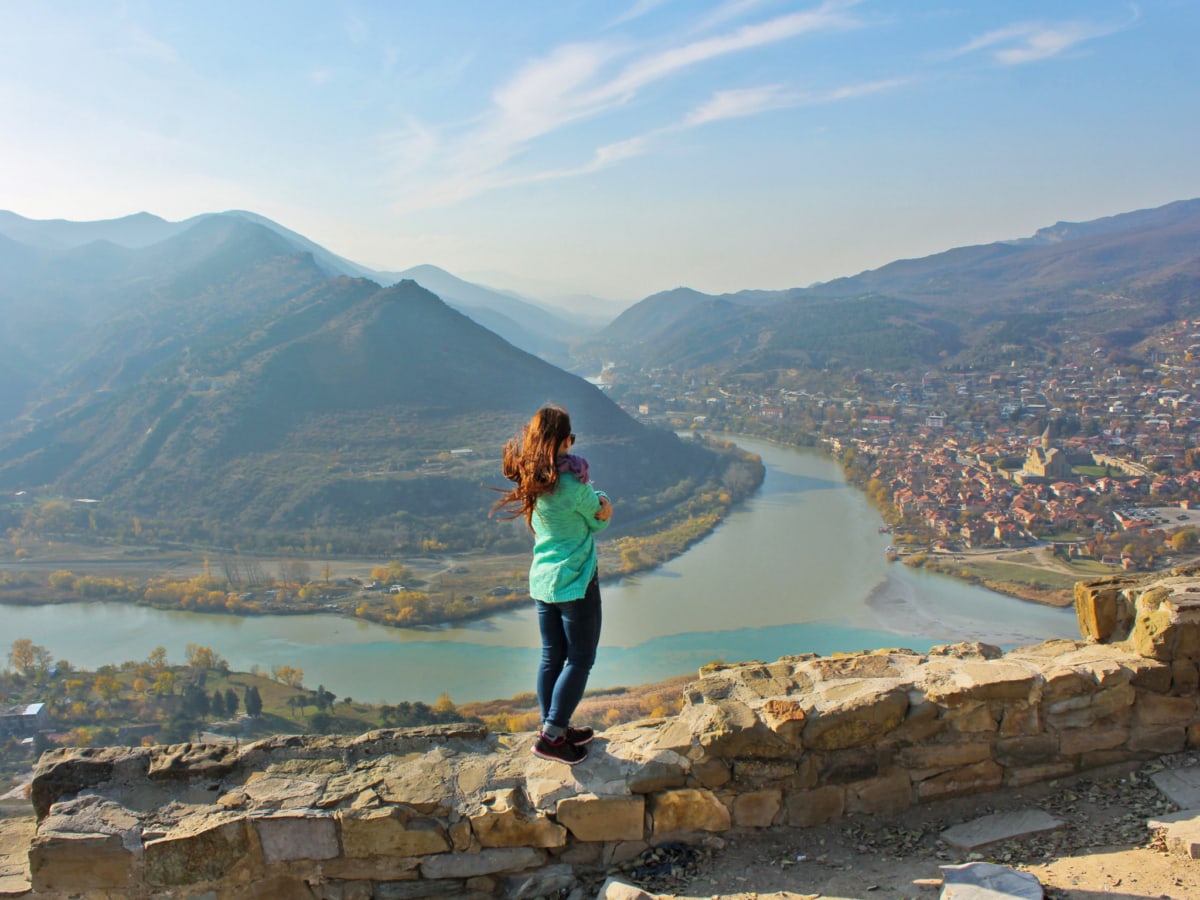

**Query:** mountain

left=592, top=198, right=1200, bottom=374
left=0, top=252, right=722, bottom=548
left=0, top=211, right=604, bottom=369
left=0, top=210, right=182, bottom=250
left=391, top=264, right=590, bottom=362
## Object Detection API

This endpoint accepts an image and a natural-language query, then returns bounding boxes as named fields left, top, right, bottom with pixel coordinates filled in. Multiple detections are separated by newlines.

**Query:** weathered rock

left=783, top=784, right=845, bottom=827
left=801, top=685, right=909, bottom=750
left=846, top=768, right=912, bottom=815
left=556, top=795, right=645, bottom=842
left=419, top=847, right=545, bottom=879
left=253, top=810, right=338, bottom=863
left=940, top=861, right=1043, bottom=899
left=649, top=789, right=731, bottom=835
left=1075, top=577, right=1136, bottom=642
left=469, top=788, right=567, bottom=849
left=143, top=813, right=254, bottom=887
left=29, top=831, right=134, bottom=893
left=337, top=807, right=451, bottom=858
left=731, top=788, right=782, bottom=827
left=916, top=760, right=1003, bottom=802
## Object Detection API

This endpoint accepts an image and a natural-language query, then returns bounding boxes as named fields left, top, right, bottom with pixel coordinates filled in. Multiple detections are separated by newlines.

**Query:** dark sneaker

left=532, top=734, right=588, bottom=765
left=564, top=725, right=594, bottom=746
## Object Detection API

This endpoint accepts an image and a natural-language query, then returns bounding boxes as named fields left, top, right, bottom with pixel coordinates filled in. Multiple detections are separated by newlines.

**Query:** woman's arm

left=569, top=477, right=611, bottom=532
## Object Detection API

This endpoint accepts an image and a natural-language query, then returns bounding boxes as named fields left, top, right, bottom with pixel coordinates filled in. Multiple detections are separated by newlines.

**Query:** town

left=608, top=319, right=1200, bottom=603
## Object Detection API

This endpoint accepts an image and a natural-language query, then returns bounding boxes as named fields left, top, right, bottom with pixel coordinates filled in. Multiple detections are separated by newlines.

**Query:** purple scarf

left=557, top=453, right=590, bottom=484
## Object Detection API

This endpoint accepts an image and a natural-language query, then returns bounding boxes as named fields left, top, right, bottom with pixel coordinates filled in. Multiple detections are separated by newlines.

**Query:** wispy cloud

left=385, top=2, right=874, bottom=212
left=607, top=0, right=671, bottom=29
left=951, top=14, right=1130, bottom=65
left=683, top=77, right=903, bottom=126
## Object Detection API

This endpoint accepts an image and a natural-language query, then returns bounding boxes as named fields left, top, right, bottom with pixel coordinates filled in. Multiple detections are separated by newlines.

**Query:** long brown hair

left=491, top=405, right=572, bottom=528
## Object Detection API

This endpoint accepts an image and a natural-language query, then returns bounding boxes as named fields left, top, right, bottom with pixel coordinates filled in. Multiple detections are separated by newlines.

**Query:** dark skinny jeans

left=535, top=574, right=602, bottom=735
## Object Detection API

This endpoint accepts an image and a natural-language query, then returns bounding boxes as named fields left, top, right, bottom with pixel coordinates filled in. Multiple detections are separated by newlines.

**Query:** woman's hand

left=595, top=496, right=613, bottom=522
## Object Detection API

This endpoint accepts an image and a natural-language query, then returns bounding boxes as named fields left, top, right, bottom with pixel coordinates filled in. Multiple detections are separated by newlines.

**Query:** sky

left=2, top=1, right=1198, bottom=308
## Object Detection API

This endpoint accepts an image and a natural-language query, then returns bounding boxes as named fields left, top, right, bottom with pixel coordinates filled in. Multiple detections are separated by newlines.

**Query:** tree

left=271, top=664, right=304, bottom=688
left=224, top=688, right=239, bottom=717
left=147, top=647, right=169, bottom=671
left=244, top=686, right=263, bottom=717
left=1170, top=528, right=1199, bottom=552
left=8, top=638, right=51, bottom=677
left=185, top=644, right=225, bottom=672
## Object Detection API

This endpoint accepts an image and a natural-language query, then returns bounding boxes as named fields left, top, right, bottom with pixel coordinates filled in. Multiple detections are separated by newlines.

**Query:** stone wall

left=25, top=571, right=1200, bottom=899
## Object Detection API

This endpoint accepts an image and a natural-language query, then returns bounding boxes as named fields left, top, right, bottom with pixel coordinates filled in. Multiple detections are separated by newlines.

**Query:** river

left=1, top=437, right=1076, bottom=704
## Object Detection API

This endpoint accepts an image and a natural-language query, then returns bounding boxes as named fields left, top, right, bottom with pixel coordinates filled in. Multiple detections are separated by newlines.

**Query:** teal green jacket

left=529, top=473, right=610, bottom=603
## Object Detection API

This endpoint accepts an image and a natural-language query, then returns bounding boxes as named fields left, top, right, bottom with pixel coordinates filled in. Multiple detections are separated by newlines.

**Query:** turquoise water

left=1, top=437, right=1075, bottom=703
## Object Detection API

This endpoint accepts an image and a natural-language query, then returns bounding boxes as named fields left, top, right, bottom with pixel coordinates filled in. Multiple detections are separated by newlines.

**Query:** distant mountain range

left=592, top=198, right=1200, bottom=374
left=0, top=211, right=717, bottom=545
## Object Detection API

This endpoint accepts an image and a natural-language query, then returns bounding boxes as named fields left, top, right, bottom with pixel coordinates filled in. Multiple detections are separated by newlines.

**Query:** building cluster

left=622, top=320, right=1200, bottom=563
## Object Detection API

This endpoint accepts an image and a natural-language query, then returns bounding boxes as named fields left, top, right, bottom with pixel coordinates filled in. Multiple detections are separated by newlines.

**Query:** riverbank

left=0, top=443, right=765, bottom=630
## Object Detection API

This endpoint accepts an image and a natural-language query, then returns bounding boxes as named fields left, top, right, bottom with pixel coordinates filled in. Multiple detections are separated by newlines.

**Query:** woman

left=493, top=406, right=613, bottom=764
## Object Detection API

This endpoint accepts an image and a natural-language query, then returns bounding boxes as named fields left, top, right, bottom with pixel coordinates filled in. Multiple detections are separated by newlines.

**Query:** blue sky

left=2, top=1, right=1197, bottom=307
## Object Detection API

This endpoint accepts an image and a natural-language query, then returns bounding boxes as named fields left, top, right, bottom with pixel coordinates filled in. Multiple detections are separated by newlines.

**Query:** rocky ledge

left=22, top=570, right=1200, bottom=898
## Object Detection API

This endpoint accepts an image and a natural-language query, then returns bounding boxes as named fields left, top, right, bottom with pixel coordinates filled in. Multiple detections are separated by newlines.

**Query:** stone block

left=759, top=697, right=807, bottom=743
left=28, top=831, right=133, bottom=893
left=916, top=760, right=1003, bottom=802
left=226, top=873, right=319, bottom=899
left=30, top=748, right=122, bottom=821
left=994, top=733, right=1058, bottom=768
left=941, top=809, right=1064, bottom=850
left=253, top=811, right=338, bottom=863
left=846, top=768, right=912, bottom=816
left=732, top=759, right=797, bottom=783
left=691, top=699, right=794, bottom=759
left=689, top=759, right=731, bottom=789
left=922, top=660, right=1039, bottom=707
left=783, top=785, right=845, bottom=827
left=940, top=861, right=1043, bottom=899
left=625, top=758, right=689, bottom=793
left=470, top=788, right=567, bottom=849
left=1041, top=667, right=1093, bottom=703
left=556, top=841, right=604, bottom=865
left=1059, top=725, right=1129, bottom=756
left=731, top=789, right=782, bottom=827
left=597, top=877, right=658, bottom=900
left=144, top=815, right=255, bottom=887
left=801, top=687, right=909, bottom=750
left=890, top=699, right=943, bottom=743
left=556, top=795, right=645, bottom=842
left=1127, top=656, right=1173, bottom=692
left=898, top=742, right=992, bottom=779
left=448, top=819, right=473, bottom=852
left=998, top=703, right=1040, bottom=737
left=1172, top=660, right=1200, bottom=694
left=818, top=746, right=881, bottom=784
left=1133, top=691, right=1197, bottom=727
left=337, top=807, right=450, bottom=858
left=649, top=789, right=731, bottom=835
left=941, top=702, right=999, bottom=734
left=1131, top=607, right=1177, bottom=661
left=1074, top=580, right=1134, bottom=642
left=1127, top=725, right=1186, bottom=755
left=321, top=857, right=422, bottom=881
left=419, top=847, right=545, bottom=879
